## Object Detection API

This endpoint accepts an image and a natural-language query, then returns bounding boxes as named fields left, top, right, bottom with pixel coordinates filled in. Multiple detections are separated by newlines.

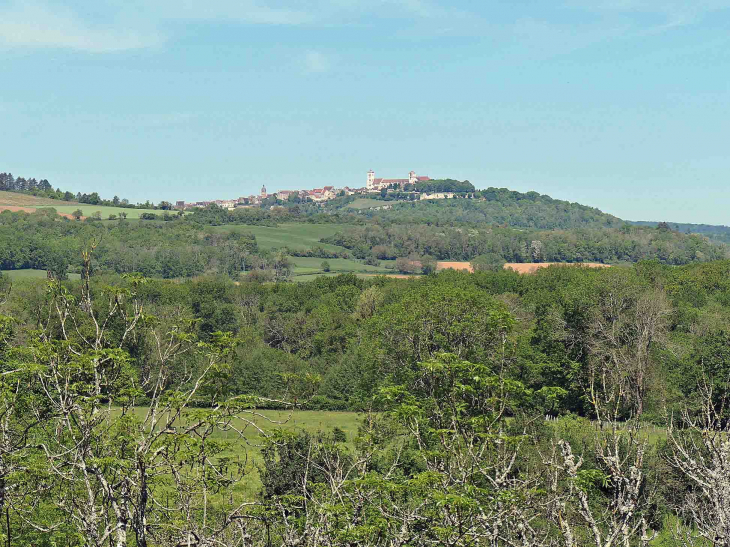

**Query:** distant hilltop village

left=176, top=170, right=465, bottom=210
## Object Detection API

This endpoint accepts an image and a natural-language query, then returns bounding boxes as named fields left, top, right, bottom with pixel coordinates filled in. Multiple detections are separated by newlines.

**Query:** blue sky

left=1, top=0, right=729, bottom=223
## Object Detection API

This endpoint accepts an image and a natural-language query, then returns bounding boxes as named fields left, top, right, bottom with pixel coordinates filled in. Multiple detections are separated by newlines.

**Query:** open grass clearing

left=1, top=269, right=81, bottom=280
left=209, top=223, right=345, bottom=252
left=344, top=198, right=386, bottom=209
left=115, top=409, right=363, bottom=444
left=113, top=409, right=364, bottom=498
left=289, top=256, right=393, bottom=275
left=35, top=204, right=165, bottom=219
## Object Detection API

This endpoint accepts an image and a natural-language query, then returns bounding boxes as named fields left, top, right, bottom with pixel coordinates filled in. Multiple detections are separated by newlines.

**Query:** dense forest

left=2, top=259, right=730, bottom=545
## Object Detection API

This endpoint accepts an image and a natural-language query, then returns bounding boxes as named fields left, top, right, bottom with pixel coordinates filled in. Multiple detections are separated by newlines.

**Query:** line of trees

left=323, top=222, right=727, bottom=265
left=0, top=172, right=172, bottom=210
left=0, top=209, right=267, bottom=279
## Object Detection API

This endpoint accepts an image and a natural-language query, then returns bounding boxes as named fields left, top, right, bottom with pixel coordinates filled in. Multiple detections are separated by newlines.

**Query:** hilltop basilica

left=366, top=170, right=430, bottom=192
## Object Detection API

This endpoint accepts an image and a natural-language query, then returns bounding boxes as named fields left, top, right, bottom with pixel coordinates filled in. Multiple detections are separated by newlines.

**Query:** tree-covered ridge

left=186, top=189, right=623, bottom=231
left=326, top=187, right=623, bottom=229
left=631, top=220, right=730, bottom=243
left=322, top=222, right=726, bottom=264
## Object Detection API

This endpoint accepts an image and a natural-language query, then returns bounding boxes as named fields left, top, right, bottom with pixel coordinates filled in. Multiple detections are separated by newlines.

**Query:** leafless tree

left=545, top=348, right=658, bottom=547
left=589, top=283, right=670, bottom=418
left=667, top=377, right=730, bottom=547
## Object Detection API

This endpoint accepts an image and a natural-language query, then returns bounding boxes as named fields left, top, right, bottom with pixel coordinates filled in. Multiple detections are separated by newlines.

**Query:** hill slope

left=327, top=188, right=622, bottom=230
left=0, top=190, right=78, bottom=207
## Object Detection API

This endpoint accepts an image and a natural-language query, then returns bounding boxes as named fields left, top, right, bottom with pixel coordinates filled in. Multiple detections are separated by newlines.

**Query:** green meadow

left=344, top=198, right=386, bottom=209
left=209, top=223, right=344, bottom=251
left=0, top=269, right=81, bottom=280
left=288, top=256, right=394, bottom=277
left=36, top=204, right=166, bottom=219
left=211, top=223, right=398, bottom=278
left=119, top=409, right=365, bottom=498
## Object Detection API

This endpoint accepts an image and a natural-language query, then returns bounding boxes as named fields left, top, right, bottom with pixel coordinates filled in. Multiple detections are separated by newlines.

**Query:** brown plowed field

left=436, top=261, right=474, bottom=272
left=0, top=205, right=82, bottom=220
left=504, top=263, right=610, bottom=274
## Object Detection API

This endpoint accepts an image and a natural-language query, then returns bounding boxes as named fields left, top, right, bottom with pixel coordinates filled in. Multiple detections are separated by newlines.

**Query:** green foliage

left=0, top=271, right=10, bottom=303
left=3, top=248, right=730, bottom=544
left=412, top=178, right=475, bottom=193
left=323, top=222, right=725, bottom=264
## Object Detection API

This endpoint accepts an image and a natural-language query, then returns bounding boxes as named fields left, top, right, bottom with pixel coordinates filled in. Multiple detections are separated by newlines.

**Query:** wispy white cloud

left=0, top=2, right=163, bottom=52
left=505, top=0, right=730, bottom=59
left=564, top=0, right=730, bottom=30
left=0, top=0, right=478, bottom=53
left=301, top=51, right=333, bottom=73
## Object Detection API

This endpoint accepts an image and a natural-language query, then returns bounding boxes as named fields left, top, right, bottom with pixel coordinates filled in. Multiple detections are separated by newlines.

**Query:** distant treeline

left=0, top=209, right=293, bottom=279
left=630, top=220, right=730, bottom=244
left=411, top=178, right=476, bottom=193
left=184, top=203, right=364, bottom=227
left=1, top=171, right=163, bottom=209
left=322, top=222, right=726, bottom=265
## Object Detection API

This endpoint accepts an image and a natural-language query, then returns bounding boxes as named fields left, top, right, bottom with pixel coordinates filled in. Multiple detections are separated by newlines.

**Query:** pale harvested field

left=0, top=191, right=79, bottom=207
left=0, top=205, right=82, bottom=220
left=0, top=206, right=36, bottom=213
left=504, top=263, right=610, bottom=274
left=436, top=261, right=474, bottom=272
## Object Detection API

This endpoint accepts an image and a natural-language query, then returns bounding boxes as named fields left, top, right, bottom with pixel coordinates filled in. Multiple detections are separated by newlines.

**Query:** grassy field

left=209, top=223, right=344, bottom=252
left=1, top=269, right=81, bottom=280
left=121, top=409, right=364, bottom=498
left=0, top=191, right=174, bottom=219
left=0, top=191, right=79, bottom=207
left=289, top=256, right=394, bottom=277
left=345, top=198, right=386, bottom=209
left=210, top=224, right=399, bottom=279
left=35, top=204, right=165, bottom=219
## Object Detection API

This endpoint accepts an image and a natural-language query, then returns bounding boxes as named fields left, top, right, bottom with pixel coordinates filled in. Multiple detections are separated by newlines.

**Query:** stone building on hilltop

left=366, top=170, right=430, bottom=192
